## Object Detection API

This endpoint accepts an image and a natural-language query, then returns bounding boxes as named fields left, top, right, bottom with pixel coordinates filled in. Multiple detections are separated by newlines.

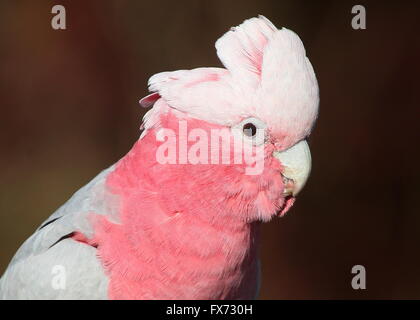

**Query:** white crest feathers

left=141, top=15, right=319, bottom=148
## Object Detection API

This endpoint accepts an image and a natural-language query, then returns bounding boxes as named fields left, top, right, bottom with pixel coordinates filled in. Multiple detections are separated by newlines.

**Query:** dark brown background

left=0, top=0, right=419, bottom=299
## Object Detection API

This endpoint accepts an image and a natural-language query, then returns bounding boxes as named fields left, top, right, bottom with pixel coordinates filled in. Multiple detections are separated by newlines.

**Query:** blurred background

left=0, top=0, right=419, bottom=299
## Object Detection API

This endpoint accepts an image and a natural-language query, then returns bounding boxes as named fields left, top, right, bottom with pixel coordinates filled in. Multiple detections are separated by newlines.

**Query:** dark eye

left=243, top=123, right=257, bottom=137
left=233, top=117, right=267, bottom=146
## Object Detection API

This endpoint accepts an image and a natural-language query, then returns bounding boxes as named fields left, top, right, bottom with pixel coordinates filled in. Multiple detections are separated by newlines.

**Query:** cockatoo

left=0, top=15, right=319, bottom=299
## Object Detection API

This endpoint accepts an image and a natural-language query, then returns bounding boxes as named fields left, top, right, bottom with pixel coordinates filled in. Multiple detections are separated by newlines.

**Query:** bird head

left=138, top=15, right=319, bottom=222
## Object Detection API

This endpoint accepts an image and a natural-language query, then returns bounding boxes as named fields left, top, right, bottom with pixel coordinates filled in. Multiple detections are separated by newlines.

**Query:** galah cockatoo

left=0, top=15, right=319, bottom=299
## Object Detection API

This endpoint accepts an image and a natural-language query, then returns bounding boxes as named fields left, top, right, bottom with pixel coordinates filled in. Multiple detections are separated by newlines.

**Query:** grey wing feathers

left=0, top=165, right=119, bottom=299
left=0, top=239, right=108, bottom=299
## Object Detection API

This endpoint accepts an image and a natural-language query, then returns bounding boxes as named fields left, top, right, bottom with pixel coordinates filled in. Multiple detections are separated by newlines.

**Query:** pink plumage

left=0, top=15, right=319, bottom=300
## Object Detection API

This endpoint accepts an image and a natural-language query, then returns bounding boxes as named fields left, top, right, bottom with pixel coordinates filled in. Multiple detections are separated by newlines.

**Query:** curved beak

left=273, top=140, right=312, bottom=197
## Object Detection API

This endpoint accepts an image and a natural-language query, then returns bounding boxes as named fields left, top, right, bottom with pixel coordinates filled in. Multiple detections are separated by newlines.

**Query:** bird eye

left=232, top=117, right=268, bottom=146
left=243, top=123, right=257, bottom=137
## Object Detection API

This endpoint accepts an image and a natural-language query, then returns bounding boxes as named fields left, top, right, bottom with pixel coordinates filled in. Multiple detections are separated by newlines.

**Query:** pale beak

left=273, top=140, right=312, bottom=197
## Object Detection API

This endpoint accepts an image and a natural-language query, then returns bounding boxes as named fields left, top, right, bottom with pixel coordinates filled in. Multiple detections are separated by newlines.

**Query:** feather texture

left=0, top=16, right=319, bottom=300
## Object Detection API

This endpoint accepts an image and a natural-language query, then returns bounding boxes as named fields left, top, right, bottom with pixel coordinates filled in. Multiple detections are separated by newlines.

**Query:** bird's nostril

left=282, top=175, right=295, bottom=196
